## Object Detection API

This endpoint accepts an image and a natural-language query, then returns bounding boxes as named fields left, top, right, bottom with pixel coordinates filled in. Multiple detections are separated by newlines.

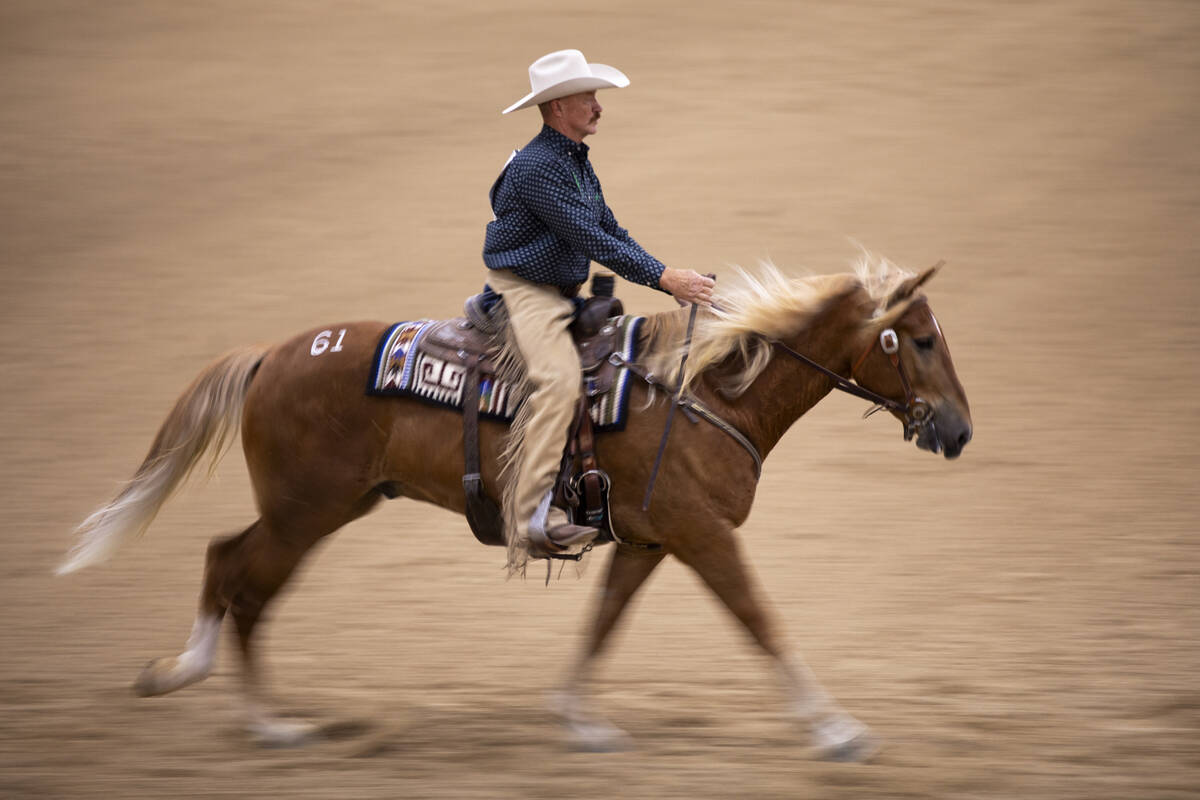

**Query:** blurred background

left=1, top=1, right=1197, bottom=797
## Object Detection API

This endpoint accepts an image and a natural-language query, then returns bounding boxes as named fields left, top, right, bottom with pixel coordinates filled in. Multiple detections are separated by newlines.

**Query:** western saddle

left=424, top=273, right=629, bottom=557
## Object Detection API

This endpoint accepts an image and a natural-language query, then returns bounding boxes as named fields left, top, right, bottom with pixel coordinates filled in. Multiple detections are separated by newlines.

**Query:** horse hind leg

left=132, top=521, right=261, bottom=698
left=227, top=492, right=384, bottom=745
left=223, top=518, right=321, bottom=745
left=131, top=514, right=325, bottom=746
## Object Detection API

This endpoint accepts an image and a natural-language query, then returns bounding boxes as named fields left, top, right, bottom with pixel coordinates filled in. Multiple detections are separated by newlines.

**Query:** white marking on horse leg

left=776, top=651, right=836, bottom=720
left=242, top=693, right=317, bottom=747
left=776, top=650, right=878, bottom=761
left=548, top=665, right=632, bottom=752
left=177, top=613, right=221, bottom=676
left=546, top=685, right=581, bottom=723
left=548, top=649, right=594, bottom=720
left=548, top=689, right=632, bottom=752
left=132, top=613, right=222, bottom=696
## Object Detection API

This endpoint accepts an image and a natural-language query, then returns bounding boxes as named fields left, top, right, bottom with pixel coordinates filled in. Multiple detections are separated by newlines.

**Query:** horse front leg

left=671, top=527, right=878, bottom=762
left=551, top=544, right=666, bottom=751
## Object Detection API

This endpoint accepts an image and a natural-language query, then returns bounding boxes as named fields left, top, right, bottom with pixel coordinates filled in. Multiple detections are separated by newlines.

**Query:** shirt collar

left=538, top=124, right=589, bottom=159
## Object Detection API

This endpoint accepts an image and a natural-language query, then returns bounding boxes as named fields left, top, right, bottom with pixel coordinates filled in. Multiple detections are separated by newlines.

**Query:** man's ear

left=885, top=260, right=943, bottom=309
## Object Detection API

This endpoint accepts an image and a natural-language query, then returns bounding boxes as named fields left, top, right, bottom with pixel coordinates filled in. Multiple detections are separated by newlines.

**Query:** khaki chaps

left=486, top=268, right=581, bottom=544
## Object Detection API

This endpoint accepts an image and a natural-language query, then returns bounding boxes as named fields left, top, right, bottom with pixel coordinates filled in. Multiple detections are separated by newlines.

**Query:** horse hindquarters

left=199, top=316, right=503, bottom=674
left=130, top=325, right=393, bottom=705
left=231, top=321, right=398, bottom=624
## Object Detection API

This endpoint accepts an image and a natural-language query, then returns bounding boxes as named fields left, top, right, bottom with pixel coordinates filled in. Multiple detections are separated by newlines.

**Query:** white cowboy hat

left=502, top=49, right=629, bottom=114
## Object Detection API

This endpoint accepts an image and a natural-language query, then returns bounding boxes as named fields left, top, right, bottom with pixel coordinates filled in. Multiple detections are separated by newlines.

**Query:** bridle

left=769, top=302, right=934, bottom=442
left=632, top=296, right=939, bottom=500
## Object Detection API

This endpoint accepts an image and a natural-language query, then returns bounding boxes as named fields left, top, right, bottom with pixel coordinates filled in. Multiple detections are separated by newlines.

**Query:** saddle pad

left=366, top=315, right=645, bottom=432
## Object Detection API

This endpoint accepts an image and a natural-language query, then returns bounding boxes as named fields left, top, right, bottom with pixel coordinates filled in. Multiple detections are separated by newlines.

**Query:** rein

left=770, top=310, right=933, bottom=441
left=770, top=339, right=907, bottom=414
left=613, top=353, right=764, bottom=481
left=642, top=289, right=704, bottom=511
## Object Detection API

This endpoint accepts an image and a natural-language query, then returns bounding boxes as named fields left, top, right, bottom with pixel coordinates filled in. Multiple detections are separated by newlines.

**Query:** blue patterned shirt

left=483, top=125, right=667, bottom=291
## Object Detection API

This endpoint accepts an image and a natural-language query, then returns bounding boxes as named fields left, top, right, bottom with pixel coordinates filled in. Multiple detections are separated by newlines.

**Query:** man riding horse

left=483, top=49, right=715, bottom=564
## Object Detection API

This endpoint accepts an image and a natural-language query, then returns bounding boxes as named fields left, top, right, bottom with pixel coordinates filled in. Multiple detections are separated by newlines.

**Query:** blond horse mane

left=642, top=252, right=915, bottom=396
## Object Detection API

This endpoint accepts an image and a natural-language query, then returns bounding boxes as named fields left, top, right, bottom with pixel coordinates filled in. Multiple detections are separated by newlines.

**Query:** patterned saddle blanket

left=366, top=313, right=646, bottom=432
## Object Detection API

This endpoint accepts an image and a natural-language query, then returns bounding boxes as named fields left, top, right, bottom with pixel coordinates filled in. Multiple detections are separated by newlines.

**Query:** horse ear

left=885, top=260, right=943, bottom=309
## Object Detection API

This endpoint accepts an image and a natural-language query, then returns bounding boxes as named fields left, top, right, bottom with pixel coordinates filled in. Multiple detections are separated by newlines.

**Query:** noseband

left=770, top=324, right=933, bottom=442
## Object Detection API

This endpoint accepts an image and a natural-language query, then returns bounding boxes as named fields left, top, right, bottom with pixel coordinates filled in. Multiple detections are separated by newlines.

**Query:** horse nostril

left=957, top=428, right=972, bottom=448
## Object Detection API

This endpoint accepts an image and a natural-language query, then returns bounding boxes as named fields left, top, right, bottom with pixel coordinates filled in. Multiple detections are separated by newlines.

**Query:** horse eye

left=914, top=336, right=935, bottom=351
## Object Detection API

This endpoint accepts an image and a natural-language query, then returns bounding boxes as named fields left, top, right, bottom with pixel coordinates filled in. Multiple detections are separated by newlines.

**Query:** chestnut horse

left=58, top=258, right=971, bottom=760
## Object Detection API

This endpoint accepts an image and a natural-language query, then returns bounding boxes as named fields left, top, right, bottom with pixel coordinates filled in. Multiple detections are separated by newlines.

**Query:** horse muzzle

left=909, top=403, right=972, bottom=460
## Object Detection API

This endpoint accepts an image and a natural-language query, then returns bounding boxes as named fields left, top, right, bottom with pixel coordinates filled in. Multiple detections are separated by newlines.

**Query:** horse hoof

left=566, top=719, right=634, bottom=753
left=817, top=731, right=880, bottom=763
left=810, top=713, right=880, bottom=763
left=133, top=657, right=202, bottom=697
left=248, top=717, right=318, bottom=748
left=133, top=658, right=166, bottom=696
left=547, top=690, right=633, bottom=752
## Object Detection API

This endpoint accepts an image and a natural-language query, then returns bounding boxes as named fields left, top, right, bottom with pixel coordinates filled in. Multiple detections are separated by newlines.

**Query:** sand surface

left=2, top=1, right=1198, bottom=797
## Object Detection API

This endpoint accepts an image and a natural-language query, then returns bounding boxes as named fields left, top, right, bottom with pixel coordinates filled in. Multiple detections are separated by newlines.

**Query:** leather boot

left=527, top=503, right=599, bottom=559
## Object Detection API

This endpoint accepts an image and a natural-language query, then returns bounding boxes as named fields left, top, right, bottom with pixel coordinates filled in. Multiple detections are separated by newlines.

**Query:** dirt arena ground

left=2, top=1, right=1198, bottom=797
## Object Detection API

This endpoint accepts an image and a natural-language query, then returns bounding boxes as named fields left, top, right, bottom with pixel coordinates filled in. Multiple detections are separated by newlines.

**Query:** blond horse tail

left=57, top=347, right=268, bottom=575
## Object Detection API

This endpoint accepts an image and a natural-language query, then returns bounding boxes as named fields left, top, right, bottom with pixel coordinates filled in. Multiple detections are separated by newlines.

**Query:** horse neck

left=701, top=289, right=866, bottom=460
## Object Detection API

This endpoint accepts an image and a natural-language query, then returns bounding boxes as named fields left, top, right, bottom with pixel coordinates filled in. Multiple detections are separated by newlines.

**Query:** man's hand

left=659, top=267, right=716, bottom=307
